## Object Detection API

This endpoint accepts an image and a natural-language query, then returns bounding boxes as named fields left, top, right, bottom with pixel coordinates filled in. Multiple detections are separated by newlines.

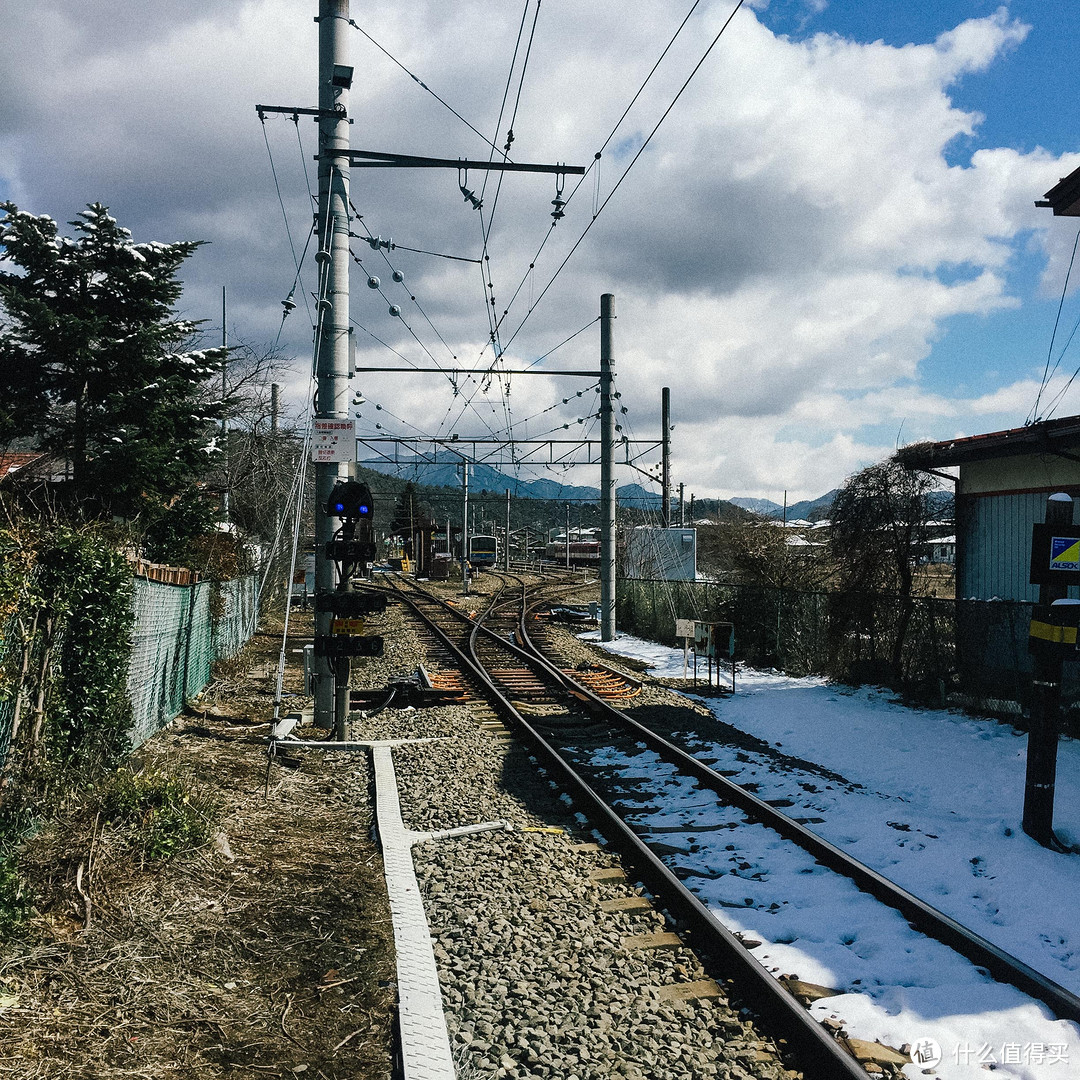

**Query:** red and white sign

left=312, top=419, right=355, bottom=462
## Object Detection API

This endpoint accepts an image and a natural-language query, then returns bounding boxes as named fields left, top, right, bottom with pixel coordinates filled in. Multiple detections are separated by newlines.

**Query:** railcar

left=468, top=534, right=499, bottom=568
left=543, top=528, right=601, bottom=567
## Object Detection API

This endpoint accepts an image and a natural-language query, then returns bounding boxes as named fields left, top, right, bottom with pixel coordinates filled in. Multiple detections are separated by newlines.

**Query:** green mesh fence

left=127, top=575, right=259, bottom=748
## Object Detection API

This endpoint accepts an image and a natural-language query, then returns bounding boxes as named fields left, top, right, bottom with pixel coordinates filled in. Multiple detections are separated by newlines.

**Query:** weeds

left=0, top=854, right=30, bottom=938
left=101, top=767, right=217, bottom=862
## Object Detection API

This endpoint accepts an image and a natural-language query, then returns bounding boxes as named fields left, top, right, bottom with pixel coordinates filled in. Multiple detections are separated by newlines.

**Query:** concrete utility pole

left=505, top=488, right=511, bottom=571
left=661, top=386, right=671, bottom=529
left=313, top=0, right=353, bottom=731
left=221, top=285, right=230, bottom=520
left=600, top=294, right=616, bottom=641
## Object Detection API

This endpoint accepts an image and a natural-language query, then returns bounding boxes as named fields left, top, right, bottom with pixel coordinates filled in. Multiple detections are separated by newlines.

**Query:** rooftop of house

left=899, top=413, right=1080, bottom=469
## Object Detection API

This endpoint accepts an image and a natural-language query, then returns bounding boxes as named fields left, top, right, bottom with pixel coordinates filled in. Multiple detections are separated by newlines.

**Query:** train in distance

left=544, top=527, right=600, bottom=567
left=468, top=534, right=499, bottom=568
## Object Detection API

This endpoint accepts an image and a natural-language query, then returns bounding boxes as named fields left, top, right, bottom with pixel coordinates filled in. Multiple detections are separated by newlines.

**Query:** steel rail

left=511, top=601, right=1080, bottom=1029
left=388, top=578, right=869, bottom=1080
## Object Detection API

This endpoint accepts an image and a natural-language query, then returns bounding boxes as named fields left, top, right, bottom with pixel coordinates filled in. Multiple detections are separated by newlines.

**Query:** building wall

left=959, top=453, right=1080, bottom=497
left=956, top=453, right=1080, bottom=602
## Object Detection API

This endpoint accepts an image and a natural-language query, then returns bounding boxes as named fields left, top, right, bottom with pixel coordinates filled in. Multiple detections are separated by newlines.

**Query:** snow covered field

left=580, top=629, right=1080, bottom=1079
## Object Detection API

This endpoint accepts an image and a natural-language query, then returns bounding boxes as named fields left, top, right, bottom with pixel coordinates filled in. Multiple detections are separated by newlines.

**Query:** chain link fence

left=128, top=575, right=259, bottom=748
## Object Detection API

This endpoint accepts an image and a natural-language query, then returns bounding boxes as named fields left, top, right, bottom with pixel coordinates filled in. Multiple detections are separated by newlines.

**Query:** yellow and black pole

left=1024, top=492, right=1079, bottom=848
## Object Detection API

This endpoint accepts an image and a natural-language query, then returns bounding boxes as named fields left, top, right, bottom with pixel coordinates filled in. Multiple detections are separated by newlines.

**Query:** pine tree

left=0, top=202, right=226, bottom=522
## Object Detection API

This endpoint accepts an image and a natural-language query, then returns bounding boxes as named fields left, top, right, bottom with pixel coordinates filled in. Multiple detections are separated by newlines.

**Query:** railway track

left=376, top=573, right=1080, bottom=1078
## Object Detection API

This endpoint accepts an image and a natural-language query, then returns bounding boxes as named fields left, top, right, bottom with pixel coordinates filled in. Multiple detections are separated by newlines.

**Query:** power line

left=346, top=18, right=506, bottom=157
left=479, top=0, right=714, bottom=362
left=501, top=0, right=747, bottom=356
left=1031, top=225, right=1080, bottom=423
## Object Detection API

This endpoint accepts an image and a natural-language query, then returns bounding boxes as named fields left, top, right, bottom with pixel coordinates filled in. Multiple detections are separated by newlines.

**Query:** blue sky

left=760, top=0, right=1080, bottom=447
left=3, top=1, right=1080, bottom=500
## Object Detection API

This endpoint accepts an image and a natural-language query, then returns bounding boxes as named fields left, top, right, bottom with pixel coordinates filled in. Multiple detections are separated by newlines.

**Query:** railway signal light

left=327, top=480, right=373, bottom=522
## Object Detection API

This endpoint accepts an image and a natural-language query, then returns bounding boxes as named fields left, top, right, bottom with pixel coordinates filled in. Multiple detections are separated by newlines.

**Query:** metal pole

left=661, top=387, right=670, bottom=529
left=566, top=504, right=571, bottom=569
left=221, top=286, right=229, bottom=520
left=460, top=463, right=469, bottom=594
left=313, top=0, right=352, bottom=731
left=600, top=293, right=616, bottom=641
left=1023, top=492, right=1072, bottom=846
left=679, top=482, right=685, bottom=526
left=505, top=488, right=511, bottom=571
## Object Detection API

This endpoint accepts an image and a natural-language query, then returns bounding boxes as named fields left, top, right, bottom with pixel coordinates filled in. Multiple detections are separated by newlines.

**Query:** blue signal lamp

left=327, top=480, right=374, bottom=520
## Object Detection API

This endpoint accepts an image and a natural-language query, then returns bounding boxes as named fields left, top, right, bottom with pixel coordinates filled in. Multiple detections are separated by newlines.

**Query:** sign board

left=675, top=618, right=695, bottom=639
left=330, top=617, right=365, bottom=636
left=694, top=621, right=734, bottom=660
left=312, top=419, right=355, bottom=463
left=1030, top=523, right=1080, bottom=585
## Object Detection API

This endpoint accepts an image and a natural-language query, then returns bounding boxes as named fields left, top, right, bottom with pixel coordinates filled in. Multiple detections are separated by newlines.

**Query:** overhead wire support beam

left=338, top=149, right=586, bottom=175
left=257, top=104, right=345, bottom=117
left=351, top=366, right=597, bottom=376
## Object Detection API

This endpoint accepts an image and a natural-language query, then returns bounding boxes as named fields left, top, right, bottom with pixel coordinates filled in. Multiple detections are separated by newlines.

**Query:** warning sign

left=1050, top=536, right=1080, bottom=571
left=312, top=419, right=355, bottom=463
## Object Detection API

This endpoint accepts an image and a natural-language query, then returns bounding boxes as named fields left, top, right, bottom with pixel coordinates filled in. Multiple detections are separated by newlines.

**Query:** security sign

left=1031, top=523, right=1080, bottom=585
left=1051, top=536, right=1080, bottom=571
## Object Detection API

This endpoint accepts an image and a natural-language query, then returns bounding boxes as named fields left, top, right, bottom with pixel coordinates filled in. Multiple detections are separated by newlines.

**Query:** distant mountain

left=731, top=490, right=839, bottom=521
left=730, top=497, right=782, bottom=516
left=362, top=456, right=662, bottom=506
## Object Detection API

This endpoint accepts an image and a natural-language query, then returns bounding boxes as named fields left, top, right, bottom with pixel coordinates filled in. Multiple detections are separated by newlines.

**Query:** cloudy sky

left=3, top=0, right=1080, bottom=502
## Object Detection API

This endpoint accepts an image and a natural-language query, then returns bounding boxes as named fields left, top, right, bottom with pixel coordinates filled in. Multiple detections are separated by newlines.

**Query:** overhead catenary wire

left=1030, top=225, right=1080, bottom=423
left=346, top=18, right=506, bottom=158
left=477, top=0, right=716, bottom=365
left=499, top=0, right=747, bottom=357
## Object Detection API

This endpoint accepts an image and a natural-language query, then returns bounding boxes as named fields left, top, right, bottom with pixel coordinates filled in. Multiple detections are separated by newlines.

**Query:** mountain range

left=363, top=456, right=846, bottom=517
left=730, top=491, right=839, bottom=521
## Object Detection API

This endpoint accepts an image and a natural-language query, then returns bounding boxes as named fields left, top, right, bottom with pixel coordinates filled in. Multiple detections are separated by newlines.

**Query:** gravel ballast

left=350, top=579, right=800, bottom=1080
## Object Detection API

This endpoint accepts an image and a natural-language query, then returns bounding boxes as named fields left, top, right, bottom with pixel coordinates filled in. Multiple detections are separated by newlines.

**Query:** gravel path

left=348, top=579, right=801, bottom=1080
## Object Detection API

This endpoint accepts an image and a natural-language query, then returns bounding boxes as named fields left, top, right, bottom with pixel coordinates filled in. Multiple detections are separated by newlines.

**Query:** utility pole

left=313, top=0, right=353, bottom=732
left=460, top=462, right=469, bottom=595
left=505, top=488, right=511, bottom=571
left=679, top=482, right=685, bottom=526
left=565, top=503, right=571, bottom=569
left=600, top=294, right=616, bottom=641
left=270, top=383, right=280, bottom=435
left=661, top=386, right=671, bottom=529
left=1024, top=492, right=1074, bottom=847
left=221, top=285, right=230, bottom=521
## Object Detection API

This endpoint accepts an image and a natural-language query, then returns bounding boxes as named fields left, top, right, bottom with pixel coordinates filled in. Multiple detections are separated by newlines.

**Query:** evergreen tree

left=0, top=202, right=226, bottom=522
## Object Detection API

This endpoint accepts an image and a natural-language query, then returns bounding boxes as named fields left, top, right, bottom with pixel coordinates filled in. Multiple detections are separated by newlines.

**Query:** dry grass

left=0, top=614, right=395, bottom=1079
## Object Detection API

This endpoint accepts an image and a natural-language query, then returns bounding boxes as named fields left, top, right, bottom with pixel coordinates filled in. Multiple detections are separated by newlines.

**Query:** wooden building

left=902, top=415, right=1080, bottom=706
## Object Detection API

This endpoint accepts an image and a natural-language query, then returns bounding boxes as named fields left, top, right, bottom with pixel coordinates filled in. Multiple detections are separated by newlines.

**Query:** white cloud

left=2, top=1, right=1078, bottom=501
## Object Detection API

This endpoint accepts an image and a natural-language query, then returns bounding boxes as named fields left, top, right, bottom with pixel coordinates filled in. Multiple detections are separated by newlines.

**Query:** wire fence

left=615, top=578, right=1078, bottom=722
left=128, top=575, right=259, bottom=747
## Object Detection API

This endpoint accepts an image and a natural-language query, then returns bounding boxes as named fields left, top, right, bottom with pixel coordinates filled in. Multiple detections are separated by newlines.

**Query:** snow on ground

left=580, top=629, right=1080, bottom=1079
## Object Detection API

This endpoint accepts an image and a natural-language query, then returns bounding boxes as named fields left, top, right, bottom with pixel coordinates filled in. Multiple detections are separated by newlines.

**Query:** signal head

left=327, top=480, right=373, bottom=521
